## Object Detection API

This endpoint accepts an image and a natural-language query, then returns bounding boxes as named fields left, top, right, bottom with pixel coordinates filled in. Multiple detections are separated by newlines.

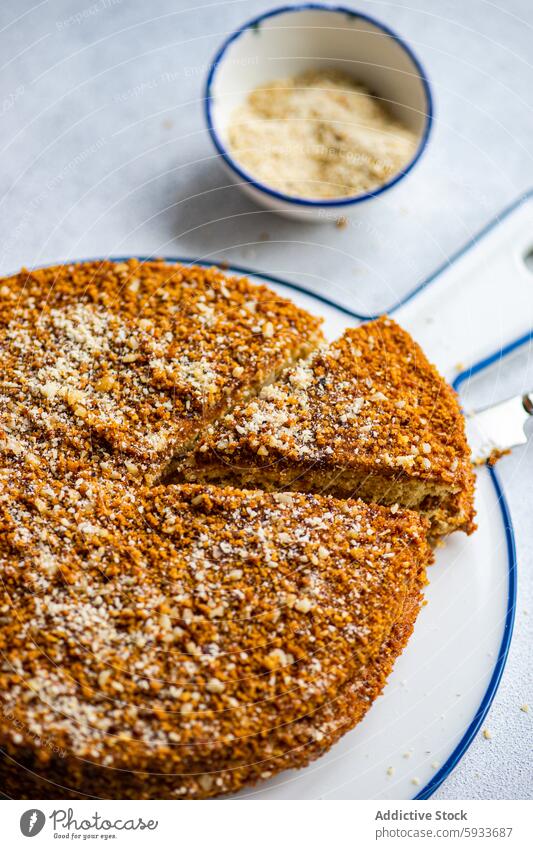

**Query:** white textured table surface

left=1, top=0, right=531, bottom=800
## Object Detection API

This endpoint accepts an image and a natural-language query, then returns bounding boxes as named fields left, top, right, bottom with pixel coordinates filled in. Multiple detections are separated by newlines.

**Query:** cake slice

left=0, top=260, right=323, bottom=485
left=0, top=472, right=429, bottom=799
left=178, top=317, right=475, bottom=538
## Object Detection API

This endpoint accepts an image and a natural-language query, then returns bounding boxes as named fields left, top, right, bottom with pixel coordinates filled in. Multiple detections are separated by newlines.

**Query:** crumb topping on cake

left=0, top=470, right=428, bottom=782
left=0, top=260, right=322, bottom=485
left=192, top=318, right=473, bottom=488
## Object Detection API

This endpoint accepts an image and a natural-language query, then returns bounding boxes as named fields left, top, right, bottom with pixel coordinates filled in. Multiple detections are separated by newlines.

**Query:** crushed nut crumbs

left=0, top=260, right=323, bottom=486
left=0, top=468, right=428, bottom=799
left=180, top=318, right=475, bottom=537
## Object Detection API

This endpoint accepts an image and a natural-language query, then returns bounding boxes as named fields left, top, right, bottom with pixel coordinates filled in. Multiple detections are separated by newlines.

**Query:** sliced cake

left=0, top=471, right=429, bottom=799
left=178, top=317, right=475, bottom=537
left=0, top=260, right=323, bottom=485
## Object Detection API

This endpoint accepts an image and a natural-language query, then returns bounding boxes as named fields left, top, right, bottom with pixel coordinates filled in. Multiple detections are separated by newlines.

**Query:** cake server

left=465, top=391, right=533, bottom=463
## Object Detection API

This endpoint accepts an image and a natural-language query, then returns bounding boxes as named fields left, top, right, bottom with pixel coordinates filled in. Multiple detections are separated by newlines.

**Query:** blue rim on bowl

left=204, top=3, right=434, bottom=209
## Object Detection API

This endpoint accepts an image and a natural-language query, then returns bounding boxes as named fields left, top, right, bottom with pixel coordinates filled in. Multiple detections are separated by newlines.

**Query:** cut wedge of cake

left=178, top=318, right=475, bottom=538
left=0, top=471, right=429, bottom=799
left=0, top=260, right=323, bottom=486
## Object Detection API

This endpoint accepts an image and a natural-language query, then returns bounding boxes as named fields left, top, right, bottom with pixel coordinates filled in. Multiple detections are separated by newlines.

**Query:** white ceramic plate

left=31, top=211, right=521, bottom=798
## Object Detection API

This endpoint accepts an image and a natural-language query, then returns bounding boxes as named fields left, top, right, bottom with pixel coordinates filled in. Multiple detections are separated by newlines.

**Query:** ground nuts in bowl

left=205, top=4, right=433, bottom=221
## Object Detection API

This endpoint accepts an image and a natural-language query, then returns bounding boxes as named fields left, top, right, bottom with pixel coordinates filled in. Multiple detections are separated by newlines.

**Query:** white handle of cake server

left=394, top=194, right=533, bottom=382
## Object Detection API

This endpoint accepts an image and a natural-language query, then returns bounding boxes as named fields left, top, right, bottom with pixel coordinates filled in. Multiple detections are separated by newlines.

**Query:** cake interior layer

left=173, top=460, right=471, bottom=538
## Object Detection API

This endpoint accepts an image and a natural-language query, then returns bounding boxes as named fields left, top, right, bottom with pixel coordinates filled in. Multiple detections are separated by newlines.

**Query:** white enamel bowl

left=204, top=4, right=433, bottom=220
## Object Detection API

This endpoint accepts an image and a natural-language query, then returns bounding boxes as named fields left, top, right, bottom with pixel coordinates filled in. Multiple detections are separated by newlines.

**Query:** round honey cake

left=0, top=260, right=447, bottom=799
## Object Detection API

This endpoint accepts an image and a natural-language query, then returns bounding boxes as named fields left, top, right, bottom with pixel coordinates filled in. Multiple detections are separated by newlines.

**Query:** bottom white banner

left=3, top=799, right=529, bottom=848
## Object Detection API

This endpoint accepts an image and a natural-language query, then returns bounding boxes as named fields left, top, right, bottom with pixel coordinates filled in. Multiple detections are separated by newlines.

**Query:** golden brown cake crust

left=180, top=318, right=475, bottom=535
left=0, top=472, right=429, bottom=799
left=0, top=260, right=323, bottom=485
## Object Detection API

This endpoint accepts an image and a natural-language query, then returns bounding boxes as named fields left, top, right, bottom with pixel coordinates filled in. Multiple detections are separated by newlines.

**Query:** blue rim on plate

left=204, top=3, right=434, bottom=208
left=39, top=251, right=515, bottom=801
left=415, top=463, right=516, bottom=799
